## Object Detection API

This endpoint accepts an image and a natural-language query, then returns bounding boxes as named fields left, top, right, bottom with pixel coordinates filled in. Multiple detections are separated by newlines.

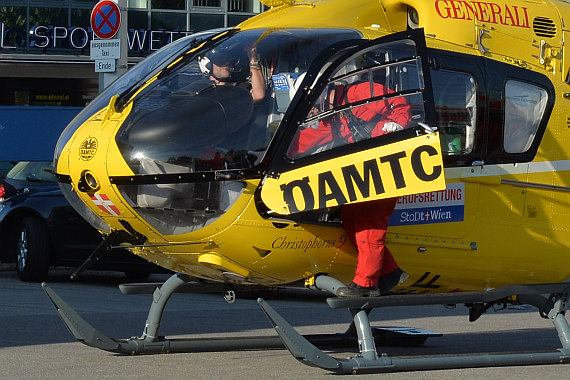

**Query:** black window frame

left=263, top=29, right=436, bottom=177
left=426, top=49, right=487, bottom=167
left=485, top=59, right=554, bottom=164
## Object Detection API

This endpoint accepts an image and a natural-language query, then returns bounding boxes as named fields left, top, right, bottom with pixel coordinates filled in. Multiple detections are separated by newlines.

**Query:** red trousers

left=341, top=198, right=399, bottom=287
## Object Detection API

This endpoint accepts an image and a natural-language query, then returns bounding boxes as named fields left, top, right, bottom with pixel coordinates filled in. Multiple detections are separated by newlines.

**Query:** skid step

left=327, top=283, right=570, bottom=309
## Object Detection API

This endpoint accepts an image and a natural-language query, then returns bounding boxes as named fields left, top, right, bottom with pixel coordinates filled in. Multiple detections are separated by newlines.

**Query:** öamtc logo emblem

left=79, top=137, right=98, bottom=161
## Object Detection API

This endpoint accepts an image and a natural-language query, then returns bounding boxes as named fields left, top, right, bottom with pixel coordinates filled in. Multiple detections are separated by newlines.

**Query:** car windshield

left=6, top=161, right=56, bottom=182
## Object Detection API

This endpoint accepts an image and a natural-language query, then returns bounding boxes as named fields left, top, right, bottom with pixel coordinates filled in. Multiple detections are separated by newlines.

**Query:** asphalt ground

left=1, top=267, right=569, bottom=380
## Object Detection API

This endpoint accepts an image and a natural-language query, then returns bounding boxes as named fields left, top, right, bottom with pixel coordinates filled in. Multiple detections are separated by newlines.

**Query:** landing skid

left=41, top=273, right=435, bottom=356
left=261, top=276, right=570, bottom=374
left=42, top=273, right=570, bottom=374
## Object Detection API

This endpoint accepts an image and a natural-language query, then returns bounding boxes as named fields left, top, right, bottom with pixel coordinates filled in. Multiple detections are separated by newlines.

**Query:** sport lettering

left=434, top=0, right=530, bottom=28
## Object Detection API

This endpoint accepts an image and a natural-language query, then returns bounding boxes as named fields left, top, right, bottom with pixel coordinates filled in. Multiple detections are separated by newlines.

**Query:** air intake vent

left=533, top=17, right=556, bottom=37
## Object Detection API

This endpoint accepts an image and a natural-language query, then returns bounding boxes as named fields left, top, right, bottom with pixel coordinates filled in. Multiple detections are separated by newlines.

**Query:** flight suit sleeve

left=346, top=83, right=412, bottom=137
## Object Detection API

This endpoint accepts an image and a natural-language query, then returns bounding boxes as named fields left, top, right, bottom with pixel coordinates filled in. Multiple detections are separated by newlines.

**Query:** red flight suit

left=291, top=81, right=411, bottom=288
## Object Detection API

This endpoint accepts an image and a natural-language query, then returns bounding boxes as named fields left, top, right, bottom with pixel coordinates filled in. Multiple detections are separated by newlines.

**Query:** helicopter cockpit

left=54, top=28, right=445, bottom=236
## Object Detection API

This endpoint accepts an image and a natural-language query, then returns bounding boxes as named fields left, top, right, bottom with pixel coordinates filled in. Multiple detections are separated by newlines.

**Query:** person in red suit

left=291, top=79, right=410, bottom=297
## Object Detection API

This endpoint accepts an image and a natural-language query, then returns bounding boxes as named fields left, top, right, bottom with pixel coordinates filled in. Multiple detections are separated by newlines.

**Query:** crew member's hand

left=248, top=46, right=259, bottom=63
left=382, top=122, right=404, bottom=133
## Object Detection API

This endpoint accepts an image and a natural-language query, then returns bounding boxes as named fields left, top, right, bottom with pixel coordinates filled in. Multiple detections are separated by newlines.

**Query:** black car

left=0, top=163, right=169, bottom=282
left=0, top=161, right=56, bottom=203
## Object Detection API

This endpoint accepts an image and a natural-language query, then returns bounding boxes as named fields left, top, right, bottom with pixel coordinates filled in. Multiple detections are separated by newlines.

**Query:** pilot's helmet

left=198, top=45, right=250, bottom=83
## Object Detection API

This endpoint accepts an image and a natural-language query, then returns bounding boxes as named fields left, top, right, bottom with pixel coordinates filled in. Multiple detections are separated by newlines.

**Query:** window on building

left=193, top=0, right=221, bottom=7
left=0, top=6, right=27, bottom=29
left=503, top=80, right=548, bottom=154
left=70, top=8, right=90, bottom=26
left=190, top=13, right=223, bottom=31
left=151, top=11, right=186, bottom=29
left=228, top=14, right=252, bottom=26
left=0, top=6, right=27, bottom=48
left=0, top=77, right=98, bottom=107
left=128, top=9, right=149, bottom=29
left=29, top=7, right=68, bottom=26
left=151, top=0, right=185, bottom=10
left=128, top=0, right=148, bottom=8
left=228, top=0, right=255, bottom=12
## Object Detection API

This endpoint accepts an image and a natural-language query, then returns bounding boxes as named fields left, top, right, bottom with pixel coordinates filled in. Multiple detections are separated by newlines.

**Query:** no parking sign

left=91, top=0, right=121, bottom=39
left=90, top=0, right=123, bottom=73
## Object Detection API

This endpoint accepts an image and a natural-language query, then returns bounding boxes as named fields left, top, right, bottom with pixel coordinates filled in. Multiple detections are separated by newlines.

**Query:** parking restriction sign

left=91, top=1, right=121, bottom=39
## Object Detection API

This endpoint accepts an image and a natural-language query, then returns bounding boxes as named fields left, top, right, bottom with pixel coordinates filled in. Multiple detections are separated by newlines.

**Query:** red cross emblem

left=90, top=193, right=121, bottom=216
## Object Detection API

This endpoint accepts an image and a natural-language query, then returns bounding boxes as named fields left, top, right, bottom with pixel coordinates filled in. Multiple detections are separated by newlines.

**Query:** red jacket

left=345, top=82, right=411, bottom=137
left=290, top=82, right=411, bottom=157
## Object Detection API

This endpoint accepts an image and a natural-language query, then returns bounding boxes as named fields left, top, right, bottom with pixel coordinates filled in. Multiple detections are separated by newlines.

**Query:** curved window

left=113, top=28, right=361, bottom=235
left=55, top=31, right=220, bottom=236
left=503, top=80, right=548, bottom=153
left=55, top=30, right=218, bottom=166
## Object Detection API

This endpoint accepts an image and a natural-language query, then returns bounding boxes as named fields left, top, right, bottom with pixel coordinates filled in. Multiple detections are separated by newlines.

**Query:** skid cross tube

left=259, top=276, right=570, bottom=374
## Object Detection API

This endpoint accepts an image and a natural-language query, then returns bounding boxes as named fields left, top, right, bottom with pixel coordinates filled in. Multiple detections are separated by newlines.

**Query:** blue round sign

left=91, top=1, right=121, bottom=39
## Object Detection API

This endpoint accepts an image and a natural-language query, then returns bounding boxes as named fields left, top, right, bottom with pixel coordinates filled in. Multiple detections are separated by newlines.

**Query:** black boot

left=336, top=282, right=381, bottom=297
left=378, top=268, right=408, bottom=295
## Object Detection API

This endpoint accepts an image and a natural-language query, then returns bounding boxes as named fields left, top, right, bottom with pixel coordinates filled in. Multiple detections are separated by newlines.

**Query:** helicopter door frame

left=259, top=29, right=442, bottom=216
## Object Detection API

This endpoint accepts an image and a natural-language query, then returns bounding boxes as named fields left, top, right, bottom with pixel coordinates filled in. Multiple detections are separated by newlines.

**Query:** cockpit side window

left=430, top=70, right=476, bottom=156
left=287, top=41, right=426, bottom=160
left=503, top=80, right=548, bottom=154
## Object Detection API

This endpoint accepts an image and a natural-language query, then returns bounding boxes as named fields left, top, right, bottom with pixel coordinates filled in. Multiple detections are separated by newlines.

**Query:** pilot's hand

left=382, top=122, right=404, bottom=133
left=248, top=46, right=259, bottom=63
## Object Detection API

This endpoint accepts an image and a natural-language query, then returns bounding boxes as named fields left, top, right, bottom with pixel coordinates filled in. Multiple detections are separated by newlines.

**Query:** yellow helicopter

left=43, top=0, right=570, bottom=374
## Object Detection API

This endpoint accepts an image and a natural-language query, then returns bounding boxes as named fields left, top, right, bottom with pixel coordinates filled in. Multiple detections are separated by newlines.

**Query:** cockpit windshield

left=116, top=29, right=361, bottom=169
left=113, top=28, right=362, bottom=235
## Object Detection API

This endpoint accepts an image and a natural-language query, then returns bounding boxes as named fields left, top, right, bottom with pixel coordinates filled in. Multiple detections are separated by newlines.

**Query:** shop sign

left=0, top=21, right=192, bottom=54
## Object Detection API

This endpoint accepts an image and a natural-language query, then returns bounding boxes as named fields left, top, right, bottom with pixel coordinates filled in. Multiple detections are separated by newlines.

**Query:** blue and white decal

left=272, top=74, right=291, bottom=91
left=389, top=183, right=465, bottom=226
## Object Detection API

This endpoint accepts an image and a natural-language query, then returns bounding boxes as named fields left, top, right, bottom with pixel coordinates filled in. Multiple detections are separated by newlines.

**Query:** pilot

left=291, top=75, right=410, bottom=297
left=199, top=45, right=266, bottom=103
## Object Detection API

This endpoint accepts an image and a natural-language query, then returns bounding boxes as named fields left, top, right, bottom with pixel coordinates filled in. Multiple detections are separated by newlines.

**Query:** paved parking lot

left=1, top=267, right=569, bottom=379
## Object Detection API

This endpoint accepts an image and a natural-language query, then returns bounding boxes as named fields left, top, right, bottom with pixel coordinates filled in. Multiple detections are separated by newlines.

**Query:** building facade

left=0, top=0, right=266, bottom=161
left=0, top=0, right=265, bottom=107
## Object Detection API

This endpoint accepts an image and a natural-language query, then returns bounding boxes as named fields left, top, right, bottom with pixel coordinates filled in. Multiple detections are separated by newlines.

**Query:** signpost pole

left=100, top=0, right=127, bottom=91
